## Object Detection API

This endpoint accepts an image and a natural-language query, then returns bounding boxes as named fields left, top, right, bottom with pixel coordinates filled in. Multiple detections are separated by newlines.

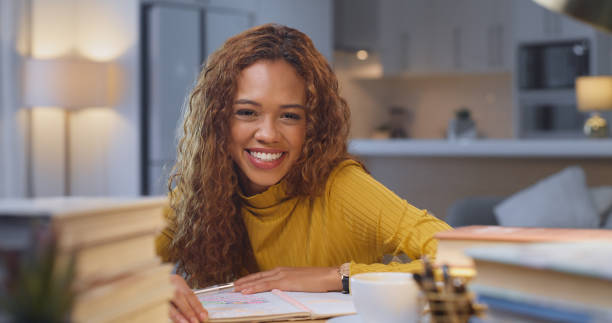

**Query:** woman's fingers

left=234, top=269, right=283, bottom=292
left=237, top=278, right=278, bottom=294
left=186, top=291, right=209, bottom=322
left=169, top=274, right=207, bottom=323
left=235, top=267, right=340, bottom=294
left=236, top=272, right=288, bottom=293
left=171, top=294, right=199, bottom=323
left=234, top=267, right=280, bottom=286
left=169, top=304, right=189, bottom=323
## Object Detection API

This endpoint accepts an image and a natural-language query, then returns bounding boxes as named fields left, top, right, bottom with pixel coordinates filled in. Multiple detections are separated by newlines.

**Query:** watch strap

left=338, top=262, right=350, bottom=294
left=341, top=275, right=349, bottom=294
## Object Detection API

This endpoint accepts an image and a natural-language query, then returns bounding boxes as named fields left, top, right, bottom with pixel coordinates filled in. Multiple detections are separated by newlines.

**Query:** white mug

left=350, top=272, right=421, bottom=323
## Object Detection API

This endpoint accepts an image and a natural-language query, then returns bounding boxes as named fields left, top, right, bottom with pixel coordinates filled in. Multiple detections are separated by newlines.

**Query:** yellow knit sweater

left=155, top=159, right=451, bottom=276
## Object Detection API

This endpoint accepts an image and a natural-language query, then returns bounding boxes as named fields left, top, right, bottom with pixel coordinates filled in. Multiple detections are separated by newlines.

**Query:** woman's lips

left=245, top=149, right=287, bottom=169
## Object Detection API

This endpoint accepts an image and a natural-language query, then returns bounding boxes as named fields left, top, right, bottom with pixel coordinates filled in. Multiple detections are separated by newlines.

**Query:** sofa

left=445, top=167, right=612, bottom=229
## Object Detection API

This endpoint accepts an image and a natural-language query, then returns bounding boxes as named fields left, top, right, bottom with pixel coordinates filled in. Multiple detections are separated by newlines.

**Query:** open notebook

left=197, top=289, right=356, bottom=322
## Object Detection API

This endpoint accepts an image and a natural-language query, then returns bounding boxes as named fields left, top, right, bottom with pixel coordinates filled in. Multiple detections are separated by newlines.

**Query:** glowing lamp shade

left=23, top=58, right=116, bottom=109
left=576, top=76, right=612, bottom=111
left=575, top=76, right=612, bottom=137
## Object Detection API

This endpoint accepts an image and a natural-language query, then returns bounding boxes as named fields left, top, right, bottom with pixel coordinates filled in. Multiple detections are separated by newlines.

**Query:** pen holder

left=413, top=257, right=486, bottom=323
left=421, top=288, right=486, bottom=323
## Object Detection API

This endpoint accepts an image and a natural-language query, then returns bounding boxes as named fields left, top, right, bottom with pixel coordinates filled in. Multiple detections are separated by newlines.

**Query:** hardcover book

left=473, top=285, right=612, bottom=323
left=434, top=225, right=612, bottom=268
left=467, top=241, right=612, bottom=310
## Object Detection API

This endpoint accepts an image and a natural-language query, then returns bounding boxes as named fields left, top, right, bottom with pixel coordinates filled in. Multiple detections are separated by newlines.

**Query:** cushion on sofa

left=445, top=196, right=504, bottom=227
left=605, top=211, right=612, bottom=229
left=590, top=186, right=612, bottom=226
left=494, top=166, right=600, bottom=228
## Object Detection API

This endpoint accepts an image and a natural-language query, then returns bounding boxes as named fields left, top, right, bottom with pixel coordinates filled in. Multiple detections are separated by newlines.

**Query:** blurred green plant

left=1, top=228, right=77, bottom=323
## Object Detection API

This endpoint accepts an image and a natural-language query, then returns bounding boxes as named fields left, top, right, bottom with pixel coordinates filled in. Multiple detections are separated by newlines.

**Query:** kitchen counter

left=348, top=139, right=612, bottom=158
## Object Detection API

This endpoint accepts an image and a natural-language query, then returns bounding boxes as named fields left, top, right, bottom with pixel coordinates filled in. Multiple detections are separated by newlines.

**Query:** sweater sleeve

left=155, top=203, right=177, bottom=263
left=327, top=161, right=452, bottom=275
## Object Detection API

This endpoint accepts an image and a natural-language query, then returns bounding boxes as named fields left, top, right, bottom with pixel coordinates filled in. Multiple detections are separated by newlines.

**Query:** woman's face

left=229, top=60, right=307, bottom=196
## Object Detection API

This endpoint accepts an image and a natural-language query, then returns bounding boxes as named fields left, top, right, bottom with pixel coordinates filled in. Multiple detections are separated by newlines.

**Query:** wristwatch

left=338, top=263, right=350, bottom=294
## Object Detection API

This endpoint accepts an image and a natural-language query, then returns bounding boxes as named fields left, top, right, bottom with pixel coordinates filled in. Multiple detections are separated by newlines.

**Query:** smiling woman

left=229, top=60, right=307, bottom=195
left=154, top=23, right=451, bottom=323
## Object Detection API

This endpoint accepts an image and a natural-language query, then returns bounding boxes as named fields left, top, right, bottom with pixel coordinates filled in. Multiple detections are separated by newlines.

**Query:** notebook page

left=280, top=291, right=356, bottom=318
left=197, top=290, right=309, bottom=321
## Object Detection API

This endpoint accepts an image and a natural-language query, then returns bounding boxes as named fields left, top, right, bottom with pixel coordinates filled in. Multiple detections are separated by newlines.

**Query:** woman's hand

left=169, top=274, right=208, bottom=323
left=234, top=267, right=342, bottom=294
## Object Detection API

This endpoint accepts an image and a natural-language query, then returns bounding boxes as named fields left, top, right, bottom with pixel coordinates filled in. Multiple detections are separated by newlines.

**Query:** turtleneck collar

left=238, top=180, right=291, bottom=209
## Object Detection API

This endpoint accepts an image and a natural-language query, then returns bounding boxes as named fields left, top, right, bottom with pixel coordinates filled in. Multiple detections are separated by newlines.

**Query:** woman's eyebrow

left=280, top=104, right=306, bottom=110
left=234, top=99, right=261, bottom=106
left=234, top=99, right=305, bottom=110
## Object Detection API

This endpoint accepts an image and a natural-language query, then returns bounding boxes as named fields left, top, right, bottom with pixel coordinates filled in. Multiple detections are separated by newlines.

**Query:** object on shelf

left=583, top=114, right=608, bottom=138
left=447, top=108, right=477, bottom=141
left=371, top=124, right=392, bottom=139
left=388, top=106, right=410, bottom=138
left=576, top=76, right=611, bottom=138
left=372, top=106, right=411, bottom=139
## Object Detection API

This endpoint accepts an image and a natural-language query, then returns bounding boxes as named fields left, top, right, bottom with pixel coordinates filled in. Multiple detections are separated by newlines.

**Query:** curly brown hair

left=169, top=23, right=354, bottom=287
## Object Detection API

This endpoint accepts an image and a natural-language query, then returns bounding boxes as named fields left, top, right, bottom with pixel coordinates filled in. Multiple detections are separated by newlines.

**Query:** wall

left=0, top=0, right=29, bottom=198
left=337, top=72, right=514, bottom=139
left=70, top=0, right=140, bottom=196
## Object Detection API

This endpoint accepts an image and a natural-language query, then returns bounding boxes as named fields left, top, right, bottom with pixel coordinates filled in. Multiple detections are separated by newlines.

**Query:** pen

left=194, top=282, right=235, bottom=295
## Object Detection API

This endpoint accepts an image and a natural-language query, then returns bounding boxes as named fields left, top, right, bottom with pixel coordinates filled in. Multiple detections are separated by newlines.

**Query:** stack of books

left=434, top=225, right=612, bottom=269
left=466, top=241, right=612, bottom=323
left=0, top=197, right=172, bottom=323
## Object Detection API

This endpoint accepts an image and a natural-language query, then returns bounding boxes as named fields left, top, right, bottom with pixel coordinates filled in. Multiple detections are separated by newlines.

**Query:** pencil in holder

left=414, top=257, right=486, bottom=323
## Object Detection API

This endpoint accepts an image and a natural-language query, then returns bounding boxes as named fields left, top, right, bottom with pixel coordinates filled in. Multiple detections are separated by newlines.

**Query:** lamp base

left=584, top=112, right=608, bottom=138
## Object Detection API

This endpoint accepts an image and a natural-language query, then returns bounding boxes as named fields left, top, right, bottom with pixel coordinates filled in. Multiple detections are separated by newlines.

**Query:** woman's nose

left=254, top=118, right=280, bottom=143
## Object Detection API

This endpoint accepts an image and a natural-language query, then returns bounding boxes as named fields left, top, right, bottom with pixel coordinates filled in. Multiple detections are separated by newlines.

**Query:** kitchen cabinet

left=511, top=0, right=612, bottom=77
left=379, top=0, right=433, bottom=75
left=334, top=0, right=378, bottom=51
left=204, top=9, right=252, bottom=59
left=511, top=0, right=612, bottom=138
left=379, top=0, right=511, bottom=76
left=207, top=0, right=257, bottom=12
left=513, top=0, right=594, bottom=43
left=462, top=0, right=511, bottom=72
left=429, top=0, right=456, bottom=73
left=253, top=0, right=334, bottom=61
left=144, top=4, right=202, bottom=195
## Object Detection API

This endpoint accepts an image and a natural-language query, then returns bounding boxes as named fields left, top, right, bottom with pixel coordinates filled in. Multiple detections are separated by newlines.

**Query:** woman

left=155, top=23, right=451, bottom=323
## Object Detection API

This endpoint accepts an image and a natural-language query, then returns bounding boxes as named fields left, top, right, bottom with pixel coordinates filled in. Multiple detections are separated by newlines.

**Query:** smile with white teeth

left=249, top=150, right=284, bottom=161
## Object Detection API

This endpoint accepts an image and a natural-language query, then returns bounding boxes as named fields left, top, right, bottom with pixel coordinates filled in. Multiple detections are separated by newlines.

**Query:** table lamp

left=575, top=76, right=612, bottom=138
left=23, top=58, right=115, bottom=109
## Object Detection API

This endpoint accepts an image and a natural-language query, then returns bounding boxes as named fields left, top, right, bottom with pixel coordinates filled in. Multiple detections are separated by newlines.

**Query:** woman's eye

left=281, top=112, right=302, bottom=121
left=235, top=109, right=256, bottom=117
